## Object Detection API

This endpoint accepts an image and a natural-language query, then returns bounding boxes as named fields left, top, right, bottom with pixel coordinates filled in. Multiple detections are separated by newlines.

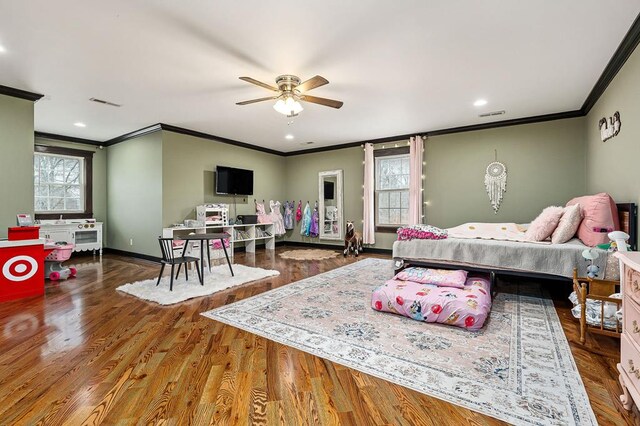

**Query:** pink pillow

left=566, top=193, right=619, bottom=246
left=551, top=203, right=583, bottom=244
left=525, top=206, right=564, bottom=242
left=393, top=267, right=468, bottom=288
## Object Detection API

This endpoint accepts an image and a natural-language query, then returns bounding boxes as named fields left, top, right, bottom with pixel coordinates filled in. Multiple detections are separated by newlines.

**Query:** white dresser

left=38, top=221, right=103, bottom=256
left=615, top=252, right=640, bottom=410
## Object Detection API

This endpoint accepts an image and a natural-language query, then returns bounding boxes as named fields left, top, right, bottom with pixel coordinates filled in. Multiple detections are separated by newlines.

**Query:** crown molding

left=0, top=84, right=44, bottom=102
left=102, top=123, right=283, bottom=155
left=283, top=110, right=583, bottom=156
left=35, top=131, right=102, bottom=147
left=159, top=124, right=283, bottom=156
left=103, top=124, right=163, bottom=146
left=581, top=12, right=640, bottom=115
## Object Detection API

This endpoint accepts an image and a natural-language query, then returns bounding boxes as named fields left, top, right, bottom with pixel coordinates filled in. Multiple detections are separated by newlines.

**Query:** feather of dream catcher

left=484, top=150, right=507, bottom=214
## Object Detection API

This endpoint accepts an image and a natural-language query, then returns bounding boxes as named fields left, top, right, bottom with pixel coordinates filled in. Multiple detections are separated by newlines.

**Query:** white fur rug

left=116, top=264, right=280, bottom=305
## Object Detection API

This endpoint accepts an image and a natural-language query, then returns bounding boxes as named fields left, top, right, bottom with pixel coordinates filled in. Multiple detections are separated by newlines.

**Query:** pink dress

left=256, top=201, right=270, bottom=224
left=269, top=200, right=286, bottom=236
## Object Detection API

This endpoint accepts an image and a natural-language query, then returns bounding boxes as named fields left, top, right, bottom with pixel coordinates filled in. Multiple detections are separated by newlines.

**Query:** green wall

left=0, top=94, right=35, bottom=238
left=106, top=132, right=163, bottom=256
left=285, top=118, right=587, bottom=249
left=35, top=137, right=108, bottom=242
left=161, top=130, right=288, bottom=228
left=585, top=42, right=640, bottom=247
left=285, top=147, right=381, bottom=246
left=425, top=118, right=586, bottom=228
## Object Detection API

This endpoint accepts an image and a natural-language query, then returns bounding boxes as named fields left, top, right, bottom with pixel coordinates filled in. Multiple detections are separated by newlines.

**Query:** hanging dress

left=296, top=200, right=302, bottom=223
left=283, top=201, right=294, bottom=230
left=255, top=201, right=270, bottom=224
left=310, top=201, right=319, bottom=238
left=269, top=200, right=286, bottom=236
left=300, top=202, right=312, bottom=236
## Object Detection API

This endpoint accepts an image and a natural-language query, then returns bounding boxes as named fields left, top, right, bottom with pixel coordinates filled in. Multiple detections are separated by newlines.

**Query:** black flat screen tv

left=216, top=166, right=254, bottom=195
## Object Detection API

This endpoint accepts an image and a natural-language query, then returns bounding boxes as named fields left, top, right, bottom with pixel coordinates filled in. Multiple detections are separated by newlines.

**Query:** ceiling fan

left=236, top=74, right=343, bottom=117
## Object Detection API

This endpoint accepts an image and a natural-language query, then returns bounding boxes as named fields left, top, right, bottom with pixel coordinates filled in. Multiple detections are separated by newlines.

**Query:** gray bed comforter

left=392, top=237, right=615, bottom=279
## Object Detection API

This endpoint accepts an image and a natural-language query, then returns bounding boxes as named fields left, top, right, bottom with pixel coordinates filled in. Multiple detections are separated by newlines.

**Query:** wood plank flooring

left=0, top=247, right=637, bottom=425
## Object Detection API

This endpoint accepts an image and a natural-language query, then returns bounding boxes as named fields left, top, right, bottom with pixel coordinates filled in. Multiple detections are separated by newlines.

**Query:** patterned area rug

left=278, top=249, right=340, bottom=260
left=202, top=258, right=596, bottom=425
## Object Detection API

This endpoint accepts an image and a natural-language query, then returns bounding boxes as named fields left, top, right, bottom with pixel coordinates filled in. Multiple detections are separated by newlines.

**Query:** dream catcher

left=484, top=151, right=507, bottom=214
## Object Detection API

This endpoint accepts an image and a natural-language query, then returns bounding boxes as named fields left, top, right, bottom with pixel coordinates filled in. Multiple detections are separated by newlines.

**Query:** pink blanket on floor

left=371, top=276, right=492, bottom=330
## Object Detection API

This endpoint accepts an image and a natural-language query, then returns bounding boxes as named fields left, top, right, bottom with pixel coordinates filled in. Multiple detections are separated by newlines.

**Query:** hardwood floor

left=0, top=247, right=637, bottom=425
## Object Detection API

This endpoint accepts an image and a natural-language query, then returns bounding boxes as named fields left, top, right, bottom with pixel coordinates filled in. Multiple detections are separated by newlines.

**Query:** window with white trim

left=375, top=152, right=410, bottom=227
left=34, top=152, right=85, bottom=214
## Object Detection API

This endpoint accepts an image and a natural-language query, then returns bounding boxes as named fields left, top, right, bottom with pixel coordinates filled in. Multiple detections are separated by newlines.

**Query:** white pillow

left=551, top=203, right=583, bottom=244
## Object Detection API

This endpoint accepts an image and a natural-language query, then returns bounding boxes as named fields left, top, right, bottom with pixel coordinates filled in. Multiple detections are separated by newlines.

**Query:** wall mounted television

left=216, top=166, right=254, bottom=195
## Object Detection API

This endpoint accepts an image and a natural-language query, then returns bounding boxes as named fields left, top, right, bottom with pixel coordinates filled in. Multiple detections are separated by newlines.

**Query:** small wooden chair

left=572, top=268, right=622, bottom=348
left=157, top=237, right=202, bottom=291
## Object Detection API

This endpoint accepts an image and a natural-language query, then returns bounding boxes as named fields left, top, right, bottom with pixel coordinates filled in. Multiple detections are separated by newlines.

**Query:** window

left=374, top=147, right=410, bottom=230
left=34, top=145, right=93, bottom=219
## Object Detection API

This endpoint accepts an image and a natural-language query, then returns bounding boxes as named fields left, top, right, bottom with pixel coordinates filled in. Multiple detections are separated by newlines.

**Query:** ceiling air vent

left=300, top=141, right=314, bottom=145
left=479, top=110, right=505, bottom=118
left=89, top=97, right=122, bottom=107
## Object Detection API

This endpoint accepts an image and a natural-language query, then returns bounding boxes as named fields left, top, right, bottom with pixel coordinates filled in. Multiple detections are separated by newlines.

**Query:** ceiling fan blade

left=302, top=95, right=343, bottom=109
left=297, top=75, right=329, bottom=93
left=236, top=96, right=278, bottom=105
left=239, top=76, right=279, bottom=92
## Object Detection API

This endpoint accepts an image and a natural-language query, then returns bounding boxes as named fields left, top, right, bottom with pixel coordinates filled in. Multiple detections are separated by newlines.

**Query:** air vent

left=89, top=97, right=122, bottom=107
left=300, top=141, right=314, bottom=145
left=479, top=110, right=505, bottom=118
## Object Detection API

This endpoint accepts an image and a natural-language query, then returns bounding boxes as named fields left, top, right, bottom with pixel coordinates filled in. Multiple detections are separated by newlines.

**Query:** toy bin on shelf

left=0, top=239, right=46, bottom=302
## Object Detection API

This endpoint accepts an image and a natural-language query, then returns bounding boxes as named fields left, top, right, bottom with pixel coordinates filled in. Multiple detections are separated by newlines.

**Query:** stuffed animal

left=344, top=221, right=363, bottom=257
left=582, top=248, right=600, bottom=279
left=586, top=264, right=600, bottom=279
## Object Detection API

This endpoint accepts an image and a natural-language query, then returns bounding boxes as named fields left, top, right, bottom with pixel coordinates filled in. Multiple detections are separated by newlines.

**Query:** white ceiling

left=1, top=1, right=638, bottom=152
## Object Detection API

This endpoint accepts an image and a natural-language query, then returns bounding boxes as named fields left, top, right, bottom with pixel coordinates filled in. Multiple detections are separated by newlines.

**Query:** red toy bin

left=0, top=242, right=45, bottom=302
left=8, top=226, right=40, bottom=241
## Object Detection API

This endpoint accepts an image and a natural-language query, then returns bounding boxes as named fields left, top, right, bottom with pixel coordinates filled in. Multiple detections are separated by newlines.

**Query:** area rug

left=202, top=258, right=596, bottom=425
left=116, top=264, right=279, bottom=305
left=278, top=249, right=340, bottom=260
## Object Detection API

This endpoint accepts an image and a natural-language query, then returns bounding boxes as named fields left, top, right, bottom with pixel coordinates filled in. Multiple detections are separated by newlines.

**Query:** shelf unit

left=162, top=223, right=275, bottom=258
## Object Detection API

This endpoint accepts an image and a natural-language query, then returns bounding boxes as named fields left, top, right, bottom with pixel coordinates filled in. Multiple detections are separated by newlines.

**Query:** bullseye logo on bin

left=2, top=255, right=38, bottom=282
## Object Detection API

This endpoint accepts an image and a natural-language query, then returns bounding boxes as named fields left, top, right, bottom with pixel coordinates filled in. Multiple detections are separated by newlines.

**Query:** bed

left=393, top=203, right=637, bottom=284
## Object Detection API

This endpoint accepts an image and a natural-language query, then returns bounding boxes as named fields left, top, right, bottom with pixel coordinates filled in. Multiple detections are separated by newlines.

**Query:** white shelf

left=163, top=217, right=275, bottom=258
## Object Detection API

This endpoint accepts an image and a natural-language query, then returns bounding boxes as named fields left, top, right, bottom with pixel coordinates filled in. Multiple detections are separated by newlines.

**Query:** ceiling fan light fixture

left=274, top=95, right=303, bottom=117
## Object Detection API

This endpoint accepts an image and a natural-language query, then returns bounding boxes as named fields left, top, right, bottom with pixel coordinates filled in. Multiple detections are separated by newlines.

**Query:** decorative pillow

left=525, top=206, right=564, bottom=242
left=551, top=203, right=583, bottom=244
left=566, top=193, right=620, bottom=246
left=393, top=267, right=468, bottom=288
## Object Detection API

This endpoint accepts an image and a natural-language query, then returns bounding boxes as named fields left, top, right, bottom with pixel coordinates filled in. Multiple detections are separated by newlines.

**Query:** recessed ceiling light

left=74, top=122, right=87, bottom=128
left=285, top=134, right=294, bottom=140
left=473, top=99, right=488, bottom=107
left=0, top=45, right=6, bottom=53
